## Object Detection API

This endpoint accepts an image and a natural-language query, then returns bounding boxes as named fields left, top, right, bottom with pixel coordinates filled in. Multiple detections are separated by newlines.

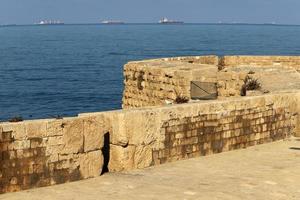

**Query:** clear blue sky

left=1, top=0, right=300, bottom=24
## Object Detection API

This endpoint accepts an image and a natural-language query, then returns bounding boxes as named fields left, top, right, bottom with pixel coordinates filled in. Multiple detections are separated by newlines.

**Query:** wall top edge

left=2, top=91, right=299, bottom=126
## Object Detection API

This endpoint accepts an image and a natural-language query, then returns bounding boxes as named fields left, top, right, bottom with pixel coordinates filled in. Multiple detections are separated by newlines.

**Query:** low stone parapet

left=106, top=93, right=299, bottom=171
left=1, top=92, right=299, bottom=194
left=220, top=56, right=300, bottom=69
left=0, top=115, right=110, bottom=193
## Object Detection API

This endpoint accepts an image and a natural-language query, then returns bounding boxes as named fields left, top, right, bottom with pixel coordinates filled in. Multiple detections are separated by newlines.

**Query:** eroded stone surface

left=62, top=118, right=84, bottom=154
left=2, top=138, right=299, bottom=200
left=109, top=145, right=135, bottom=172
left=83, top=115, right=109, bottom=152
left=25, top=120, right=47, bottom=139
left=78, top=150, right=104, bottom=179
left=122, top=56, right=218, bottom=109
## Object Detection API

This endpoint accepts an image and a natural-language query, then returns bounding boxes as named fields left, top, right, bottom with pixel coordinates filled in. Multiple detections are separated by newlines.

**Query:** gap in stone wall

left=101, top=132, right=110, bottom=175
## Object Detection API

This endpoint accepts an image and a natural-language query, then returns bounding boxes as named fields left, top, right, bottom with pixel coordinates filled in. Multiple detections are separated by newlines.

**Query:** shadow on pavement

left=289, top=147, right=300, bottom=150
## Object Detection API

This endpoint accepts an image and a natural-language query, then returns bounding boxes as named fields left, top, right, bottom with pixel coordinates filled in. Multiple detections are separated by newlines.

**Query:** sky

left=1, top=0, right=300, bottom=25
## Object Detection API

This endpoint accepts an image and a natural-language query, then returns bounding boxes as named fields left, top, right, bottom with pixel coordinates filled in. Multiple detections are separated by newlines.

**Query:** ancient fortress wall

left=1, top=93, right=299, bottom=193
left=99, top=93, right=299, bottom=171
left=122, top=56, right=218, bottom=108
left=0, top=93, right=300, bottom=193
left=1, top=55, right=300, bottom=194
left=217, top=56, right=300, bottom=98
left=160, top=55, right=219, bottom=65
left=123, top=56, right=300, bottom=104
left=220, top=56, right=300, bottom=69
left=0, top=115, right=110, bottom=193
left=216, top=71, right=247, bottom=97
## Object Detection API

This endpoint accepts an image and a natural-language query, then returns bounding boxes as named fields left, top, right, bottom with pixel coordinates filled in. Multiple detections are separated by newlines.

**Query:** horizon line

left=1, top=22, right=300, bottom=27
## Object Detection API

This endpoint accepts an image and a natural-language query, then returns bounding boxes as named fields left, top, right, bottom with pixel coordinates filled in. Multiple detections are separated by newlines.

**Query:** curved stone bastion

left=1, top=55, right=300, bottom=194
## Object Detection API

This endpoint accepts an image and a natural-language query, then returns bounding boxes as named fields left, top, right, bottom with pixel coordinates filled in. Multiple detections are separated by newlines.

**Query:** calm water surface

left=1, top=24, right=300, bottom=121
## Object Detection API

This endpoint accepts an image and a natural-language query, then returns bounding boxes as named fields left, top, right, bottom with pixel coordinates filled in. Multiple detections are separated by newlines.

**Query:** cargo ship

left=101, top=20, right=125, bottom=25
left=36, top=20, right=64, bottom=25
left=159, top=17, right=184, bottom=24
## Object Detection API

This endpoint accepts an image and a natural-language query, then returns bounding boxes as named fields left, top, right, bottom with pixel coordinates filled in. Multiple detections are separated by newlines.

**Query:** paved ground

left=1, top=138, right=300, bottom=200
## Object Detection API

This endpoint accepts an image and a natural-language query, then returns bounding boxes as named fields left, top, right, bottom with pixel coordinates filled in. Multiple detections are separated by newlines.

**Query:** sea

left=1, top=24, right=300, bottom=121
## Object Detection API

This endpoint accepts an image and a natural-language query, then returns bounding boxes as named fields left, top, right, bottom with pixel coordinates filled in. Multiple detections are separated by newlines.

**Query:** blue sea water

left=1, top=24, right=300, bottom=121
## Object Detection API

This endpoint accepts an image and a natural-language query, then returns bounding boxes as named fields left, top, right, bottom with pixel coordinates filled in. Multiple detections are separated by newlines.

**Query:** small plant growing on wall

left=218, top=57, right=226, bottom=70
left=241, top=76, right=262, bottom=96
left=174, top=90, right=189, bottom=104
left=175, top=95, right=189, bottom=104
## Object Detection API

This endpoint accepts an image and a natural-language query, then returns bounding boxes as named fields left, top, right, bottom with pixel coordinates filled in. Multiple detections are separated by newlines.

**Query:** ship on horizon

left=36, top=20, right=64, bottom=25
left=159, top=17, right=184, bottom=24
left=101, top=20, right=125, bottom=25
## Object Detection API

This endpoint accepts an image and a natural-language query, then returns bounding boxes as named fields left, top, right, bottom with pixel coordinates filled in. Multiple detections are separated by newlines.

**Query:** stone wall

left=122, top=56, right=218, bottom=108
left=91, top=93, right=299, bottom=172
left=122, top=61, right=190, bottom=108
left=161, top=55, right=219, bottom=65
left=123, top=56, right=300, bottom=106
left=221, top=56, right=300, bottom=69
left=1, top=92, right=299, bottom=194
left=217, top=56, right=300, bottom=98
left=153, top=102, right=291, bottom=164
left=0, top=115, right=109, bottom=194
left=216, top=71, right=247, bottom=97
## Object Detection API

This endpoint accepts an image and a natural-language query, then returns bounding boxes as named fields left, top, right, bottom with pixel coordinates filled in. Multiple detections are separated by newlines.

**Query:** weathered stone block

left=30, top=137, right=48, bottom=148
left=134, top=145, right=153, bottom=169
left=78, top=150, right=103, bottom=179
left=1, top=122, right=26, bottom=140
left=83, top=115, right=109, bottom=152
left=10, top=140, right=30, bottom=150
left=109, top=145, right=135, bottom=172
left=61, top=118, right=84, bottom=154
left=47, top=119, right=64, bottom=136
left=48, top=136, right=64, bottom=146
left=25, top=120, right=47, bottom=138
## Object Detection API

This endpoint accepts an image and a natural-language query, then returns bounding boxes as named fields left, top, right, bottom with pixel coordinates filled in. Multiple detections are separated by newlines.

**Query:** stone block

left=46, top=144, right=64, bottom=157
left=10, top=140, right=30, bottom=150
left=108, top=112, right=129, bottom=147
left=109, top=145, right=135, bottom=172
left=47, top=119, right=64, bottom=136
left=25, top=120, right=47, bottom=138
left=134, top=145, right=153, bottom=169
left=1, top=122, right=26, bottom=140
left=83, top=115, right=109, bottom=152
left=30, top=137, right=48, bottom=148
left=48, top=136, right=64, bottom=146
left=61, top=118, right=84, bottom=154
left=78, top=150, right=103, bottom=179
